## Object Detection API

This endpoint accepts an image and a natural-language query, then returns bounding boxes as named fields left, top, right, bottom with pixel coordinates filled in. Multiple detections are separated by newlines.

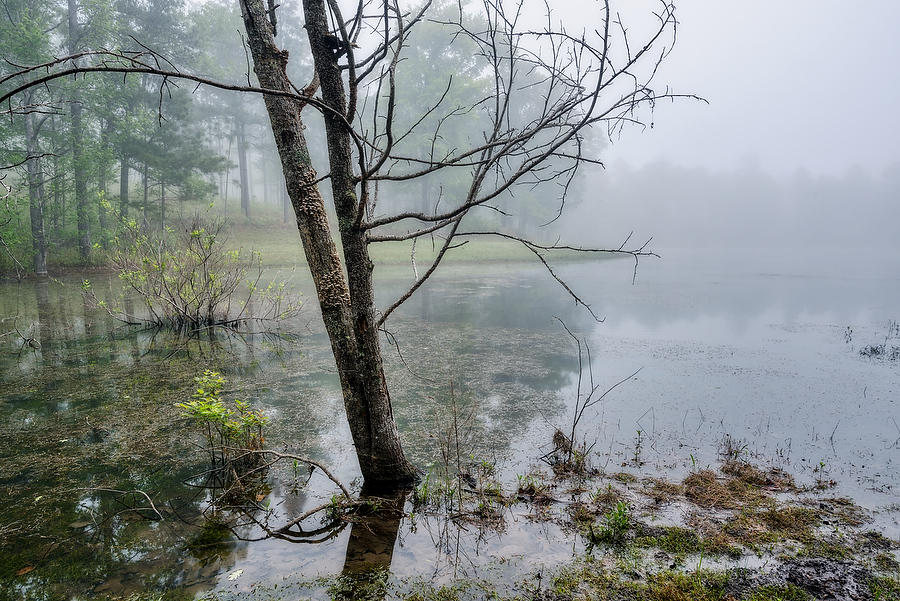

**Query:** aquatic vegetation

left=590, top=483, right=623, bottom=508
left=516, top=473, right=550, bottom=499
left=636, top=526, right=703, bottom=555
left=869, top=575, right=900, bottom=600
left=855, top=319, right=900, bottom=361
left=683, top=469, right=766, bottom=510
left=3, top=267, right=900, bottom=600
left=83, top=215, right=300, bottom=331
left=641, top=478, right=684, bottom=505
left=176, top=370, right=269, bottom=504
left=585, top=500, right=631, bottom=547
left=720, top=460, right=795, bottom=490
left=177, top=370, right=268, bottom=455
left=718, top=433, right=749, bottom=461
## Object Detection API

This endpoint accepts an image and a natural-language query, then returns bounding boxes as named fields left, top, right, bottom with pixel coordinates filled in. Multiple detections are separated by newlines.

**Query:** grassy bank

left=3, top=220, right=616, bottom=279
left=222, top=223, right=607, bottom=269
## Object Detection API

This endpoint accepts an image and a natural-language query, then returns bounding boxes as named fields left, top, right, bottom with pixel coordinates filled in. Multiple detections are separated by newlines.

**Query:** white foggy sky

left=592, top=1, right=900, bottom=176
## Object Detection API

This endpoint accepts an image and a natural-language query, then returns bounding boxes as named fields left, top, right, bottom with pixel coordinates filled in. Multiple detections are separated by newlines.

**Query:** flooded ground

left=1, top=247, right=898, bottom=599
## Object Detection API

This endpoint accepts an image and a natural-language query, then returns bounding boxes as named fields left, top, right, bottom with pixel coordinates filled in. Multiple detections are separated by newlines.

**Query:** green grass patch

left=745, top=584, right=812, bottom=601
left=221, top=223, right=616, bottom=268
left=870, top=576, right=900, bottom=601
left=637, top=526, right=703, bottom=555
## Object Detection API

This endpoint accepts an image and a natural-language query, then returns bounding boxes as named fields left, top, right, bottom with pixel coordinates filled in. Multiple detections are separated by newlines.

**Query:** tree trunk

left=282, top=176, right=290, bottom=224
left=98, top=120, right=111, bottom=247
left=237, top=119, right=250, bottom=219
left=238, top=0, right=418, bottom=488
left=142, top=162, right=149, bottom=229
left=68, top=0, right=90, bottom=261
left=336, top=488, right=407, bottom=599
left=262, top=150, right=270, bottom=206
left=53, top=150, right=63, bottom=232
left=223, top=130, right=233, bottom=217
left=119, top=154, right=129, bottom=217
left=160, top=181, right=166, bottom=229
left=25, top=108, right=49, bottom=276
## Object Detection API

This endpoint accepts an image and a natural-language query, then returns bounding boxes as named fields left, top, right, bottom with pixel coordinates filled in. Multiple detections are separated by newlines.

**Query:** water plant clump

left=853, top=319, right=900, bottom=361
left=589, top=500, right=631, bottom=546
left=176, top=370, right=268, bottom=492
left=83, top=211, right=301, bottom=331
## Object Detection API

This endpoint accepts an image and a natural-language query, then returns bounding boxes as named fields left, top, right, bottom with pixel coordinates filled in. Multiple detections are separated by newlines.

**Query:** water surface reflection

left=1, top=249, right=898, bottom=598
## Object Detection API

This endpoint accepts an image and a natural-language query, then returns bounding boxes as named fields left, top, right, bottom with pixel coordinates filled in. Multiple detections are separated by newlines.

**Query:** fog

left=601, top=1, right=900, bottom=177
left=3, top=2, right=900, bottom=596
left=559, top=160, right=900, bottom=254
left=554, top=1, right=900, bottom=255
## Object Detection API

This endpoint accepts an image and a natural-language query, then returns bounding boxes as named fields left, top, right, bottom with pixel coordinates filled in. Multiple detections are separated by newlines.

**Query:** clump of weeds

left=584, top=501, right=631, bottom=548
left=641, top=477, right=684, bottom=505
left=683, top=469, right=765, bottom=510
left=516, top=472, right=552, bottom=504
left=721, top=459, right=796, bottom=491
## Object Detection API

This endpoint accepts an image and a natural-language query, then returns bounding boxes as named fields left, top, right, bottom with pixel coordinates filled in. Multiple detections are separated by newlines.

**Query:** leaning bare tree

left=0, top=0, right=697, bottom=489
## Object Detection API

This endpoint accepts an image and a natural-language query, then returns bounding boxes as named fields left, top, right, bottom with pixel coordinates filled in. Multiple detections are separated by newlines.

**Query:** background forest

left=0, top=0, right=580, bottom=277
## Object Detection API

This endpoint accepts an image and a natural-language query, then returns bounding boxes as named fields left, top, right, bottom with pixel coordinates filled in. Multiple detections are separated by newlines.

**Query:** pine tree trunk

left=262, top=151, right=270, bottom=206
left=25, top=108, right=48, bottom=276
left=142, top=162, right=149, bottom=229
left=223, top=131, right=233, bottom=216
left=237, top=119, right=250, bottom=219
left=68, top=0, right=90, bottom=261
left=119, top=155, right=129, bottom=217
left=282, top=176, right=290, bottom=224
left=238, top=0, right=418, bottom=489
left=98, top=121, right=111, bottom=247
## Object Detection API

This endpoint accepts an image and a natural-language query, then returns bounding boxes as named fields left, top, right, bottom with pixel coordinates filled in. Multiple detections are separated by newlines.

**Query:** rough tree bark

left=237, top=0, right=418, bottom=488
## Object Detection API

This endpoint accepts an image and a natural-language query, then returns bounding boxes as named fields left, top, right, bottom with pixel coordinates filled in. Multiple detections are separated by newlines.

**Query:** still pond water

left=1, top=248, right=898, bottom=599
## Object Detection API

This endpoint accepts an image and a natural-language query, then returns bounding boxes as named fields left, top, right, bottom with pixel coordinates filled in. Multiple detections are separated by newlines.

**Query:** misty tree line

left=560, top=160, right=900, bottom=250
left=0, top=0, right=317, bottom=276
left=0, top=0, right=576, bottom=277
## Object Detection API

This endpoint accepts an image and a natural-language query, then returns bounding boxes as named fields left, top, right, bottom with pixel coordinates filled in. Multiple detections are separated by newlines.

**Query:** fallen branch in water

left=74, top=487, right=164, bottom=521
left=221, top=447, right=351, bottom=499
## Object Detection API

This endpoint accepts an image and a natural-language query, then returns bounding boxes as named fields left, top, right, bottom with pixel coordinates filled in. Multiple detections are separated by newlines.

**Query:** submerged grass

left=636, top=525, right=703, bottom=555
left=683, top=469, right=766, bottom=510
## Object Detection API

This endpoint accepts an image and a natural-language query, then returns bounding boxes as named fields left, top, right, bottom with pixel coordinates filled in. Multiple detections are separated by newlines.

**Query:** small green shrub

left=85, top=212, right=300, bottom=330
left=177, top=370, right=268, bottom=498
left=177, top=370, right=267, bottom=452
left=587, top=501, right=631, bottom=546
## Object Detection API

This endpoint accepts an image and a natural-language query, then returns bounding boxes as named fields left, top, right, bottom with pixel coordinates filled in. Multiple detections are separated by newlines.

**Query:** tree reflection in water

left=334, top=488, right=408, bottom=601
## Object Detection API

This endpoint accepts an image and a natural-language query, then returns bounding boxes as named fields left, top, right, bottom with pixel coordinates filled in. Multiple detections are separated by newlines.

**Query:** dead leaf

left=16, top=566, right=34, bottom=576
